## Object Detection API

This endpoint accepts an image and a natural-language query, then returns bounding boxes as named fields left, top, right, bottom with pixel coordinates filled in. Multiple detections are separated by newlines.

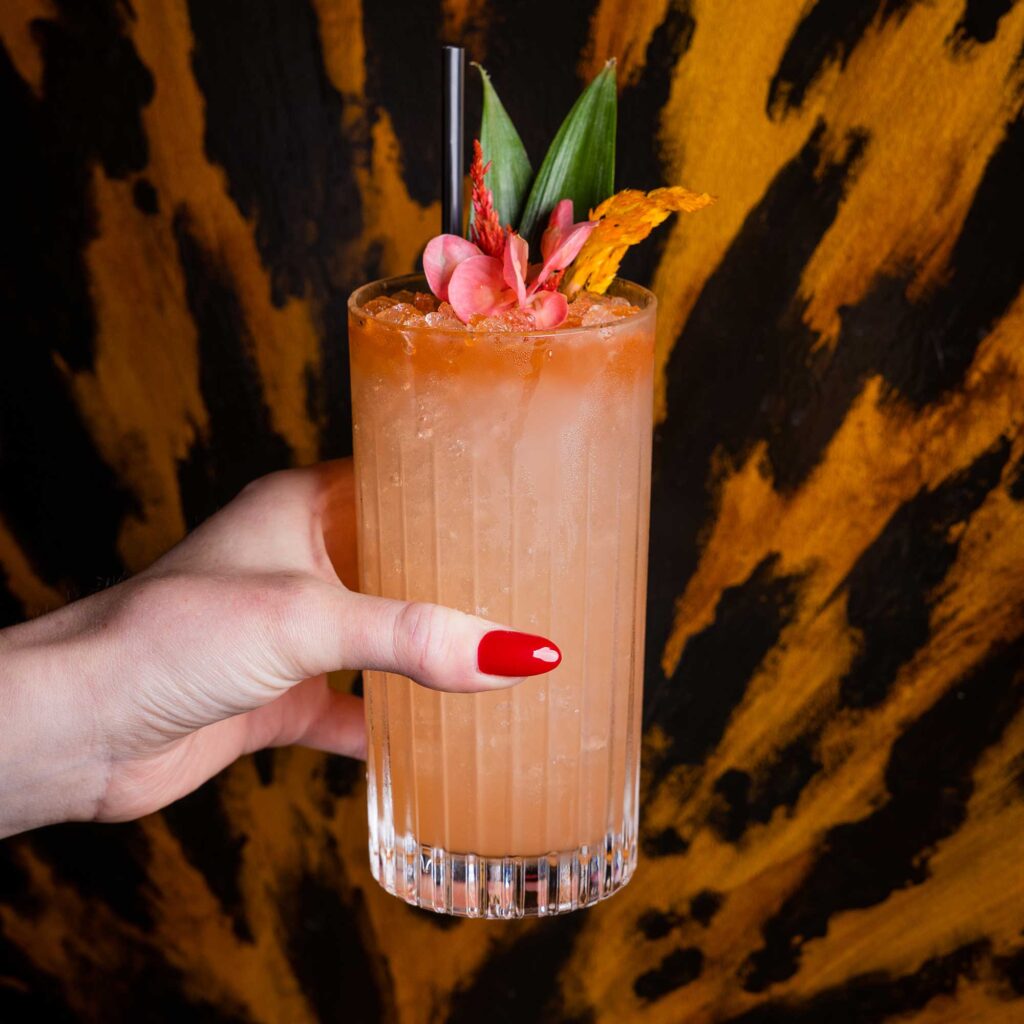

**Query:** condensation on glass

left=347, top=275, right=655, bottom=918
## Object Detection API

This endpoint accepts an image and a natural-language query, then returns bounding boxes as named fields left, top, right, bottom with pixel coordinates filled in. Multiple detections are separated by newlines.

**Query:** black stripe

left=742, top=636, right=1024, bottom=991
left=160, top=778, right=253, bottom=943
left=281, top=863, right=391, bottom=1024
left=729, top=940, right=993, bottom=1023
left=707, top=724, right=823, bottom=845
left=360, top=0, right=444, bottom=209
left=645, top=121, right=865, bottom=707
left=25, top=822, right=156, bottom=931
left=184, top=0, right=362, bottom=458
left=616, top=1, right=697, bottom=288
left=0, top=845, right=39, bottom=918
left=185, top=0, right=363, bottom=306
left=836, top=437, right=1011, bottom=710
left=173, top=210, right=293, bottom=523
left=1006, top=450, right=1024, bottom=501
left=0, top=569, right=24, bottom=629
left=1, top=6, right=151, bottom=597
left=828, top=111, right=1024, bottom=410
left=446, top=916, right=590, bottom=1024
left=95, top=956, right=252, bottom=1023
left=1013, top=751, right=1024, bottom=798
left=646, top=555, right=803, bottom=775
left=689, top=888, right=723, bottom=926
left=131, top=177, right=159, bottom=215
left=995, top=946, right=1024, bottom=996
left=759, top=113, right=1024, bottom=492
left=949, top=0, right=1017, bottom=46
left=252, top=748, right=276, bottom=786
left=648, top=108, right=1023, bottom=713
left=635, top=889, right=722, bottom=940
left=321, top=755, right=362, bottom=799
left=641, top=826, right=690, bottom=857
left=0, top=932, right=79, bottom=1024
left=768, top=0, right=921, bottom=116
left=634, top=946, right=704, bottom=1002
left=637, top=907, right=684, bottom=939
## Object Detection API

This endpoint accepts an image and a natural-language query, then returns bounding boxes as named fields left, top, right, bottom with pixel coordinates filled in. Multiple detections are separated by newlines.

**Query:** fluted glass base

left=368, top=827, right=637, bottom=918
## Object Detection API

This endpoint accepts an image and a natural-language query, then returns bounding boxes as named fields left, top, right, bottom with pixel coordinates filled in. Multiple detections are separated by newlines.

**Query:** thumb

left=272, top=580, right=561, bottom=692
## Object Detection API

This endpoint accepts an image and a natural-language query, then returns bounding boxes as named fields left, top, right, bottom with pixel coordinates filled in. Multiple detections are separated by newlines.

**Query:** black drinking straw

left=442, top=45, right=465, bottom=235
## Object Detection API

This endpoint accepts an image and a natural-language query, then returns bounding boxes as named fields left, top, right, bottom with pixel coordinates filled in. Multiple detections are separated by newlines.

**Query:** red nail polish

left=477, top=630, right=562, bottom=677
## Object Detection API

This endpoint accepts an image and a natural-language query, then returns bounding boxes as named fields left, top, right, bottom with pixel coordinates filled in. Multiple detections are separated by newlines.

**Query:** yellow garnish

left=565, top=186, right=715, bottom=295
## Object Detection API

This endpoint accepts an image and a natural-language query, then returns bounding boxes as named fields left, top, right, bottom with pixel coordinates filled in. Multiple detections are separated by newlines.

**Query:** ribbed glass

left=348, top=274, right=655, bottom=918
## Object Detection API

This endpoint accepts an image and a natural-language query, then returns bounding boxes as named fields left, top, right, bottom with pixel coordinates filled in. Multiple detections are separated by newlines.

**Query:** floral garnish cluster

left=425, top=145, right=596, bottom=327
left=420, top=61, right=713, bottom=329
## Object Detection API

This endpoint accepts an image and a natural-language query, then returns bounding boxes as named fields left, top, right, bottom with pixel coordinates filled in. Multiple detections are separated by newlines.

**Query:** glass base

left=368, top=828, right=637, bottom=919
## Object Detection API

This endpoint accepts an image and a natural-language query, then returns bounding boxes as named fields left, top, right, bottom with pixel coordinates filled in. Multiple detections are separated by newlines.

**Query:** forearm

left=0, top=601, right=112, bottom=839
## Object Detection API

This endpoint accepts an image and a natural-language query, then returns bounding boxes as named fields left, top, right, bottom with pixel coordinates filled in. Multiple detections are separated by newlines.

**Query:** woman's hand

left=0, top=461, right=559, bottom=838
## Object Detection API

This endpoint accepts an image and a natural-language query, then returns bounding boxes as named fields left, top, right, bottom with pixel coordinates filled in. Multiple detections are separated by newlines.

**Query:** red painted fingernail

left=477, top=630, right=562, bottom=677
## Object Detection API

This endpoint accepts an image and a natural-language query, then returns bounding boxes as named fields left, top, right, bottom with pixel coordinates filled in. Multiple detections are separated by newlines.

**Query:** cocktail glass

left=347, top=273, right=655, bottom=918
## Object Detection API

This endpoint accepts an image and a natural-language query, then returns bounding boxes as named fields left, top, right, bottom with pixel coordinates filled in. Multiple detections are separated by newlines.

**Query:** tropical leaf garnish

left=517, top=60, right=617, bottom=247
left=474, top=64, right=533, bottom=229
left=564, top=186, right=715, bottom=295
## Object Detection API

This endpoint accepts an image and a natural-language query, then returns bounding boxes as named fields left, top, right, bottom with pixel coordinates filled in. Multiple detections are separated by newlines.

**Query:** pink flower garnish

left=529, top=289, right=569, bottom=328
left=535, top=199, right=596, bottom=288
left=422, top=181, right=597, bottom=329
left=423, top=234, right=482, bottom=302
left=448, top=254, right=515, bottom=322
left=503, top=232, right=530, bottom=307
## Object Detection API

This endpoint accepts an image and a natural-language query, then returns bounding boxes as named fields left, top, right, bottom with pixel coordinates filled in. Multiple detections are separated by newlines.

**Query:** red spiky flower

left=468, top=139, right=506, bottom=259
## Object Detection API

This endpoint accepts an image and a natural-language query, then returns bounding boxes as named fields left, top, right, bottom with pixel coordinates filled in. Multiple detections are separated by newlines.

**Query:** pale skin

left=0, top=460, right=526, bottom=840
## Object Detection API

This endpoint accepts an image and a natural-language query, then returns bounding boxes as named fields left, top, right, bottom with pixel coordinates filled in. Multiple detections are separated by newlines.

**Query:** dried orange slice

left=565, top=186, right=714, bottom=295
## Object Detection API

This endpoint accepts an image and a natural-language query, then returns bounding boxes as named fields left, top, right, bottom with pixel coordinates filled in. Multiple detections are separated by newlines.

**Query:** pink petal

left=423, top=234, right=482, bottom=301
left=543, top=221, right=597, bottom=274
left=532, top=217, right=597, bottom=293
left=502, top=232, right=530, bottom=307
left=542, top=199, right=575, bottom=261
left=448, top=255, right=515, bottom=322
left=528, top=289, right=569, bottom=329
left=540, top=200, right=577, bottom=266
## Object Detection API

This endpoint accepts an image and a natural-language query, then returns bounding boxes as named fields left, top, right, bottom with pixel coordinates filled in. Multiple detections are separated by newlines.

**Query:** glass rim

left=348, top=272, right=657, bottom=339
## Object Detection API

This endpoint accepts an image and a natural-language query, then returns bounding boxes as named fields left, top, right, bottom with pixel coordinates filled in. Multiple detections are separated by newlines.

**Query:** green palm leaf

left=474, top=64, right=532, bottom=229
left=517, top=60, right=617, bottom=245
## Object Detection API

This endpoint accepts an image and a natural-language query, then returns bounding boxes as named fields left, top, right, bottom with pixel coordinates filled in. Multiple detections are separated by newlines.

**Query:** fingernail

left=477, top=630, right=562, bottom=677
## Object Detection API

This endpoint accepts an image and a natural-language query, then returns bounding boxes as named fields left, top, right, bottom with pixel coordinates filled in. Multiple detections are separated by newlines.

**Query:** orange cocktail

left=348, top=273, right=655, bottom=917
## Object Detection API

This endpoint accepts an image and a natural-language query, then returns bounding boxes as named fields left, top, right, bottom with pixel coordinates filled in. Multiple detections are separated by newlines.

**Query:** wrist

left=0, top=601, right=113, bottom=838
